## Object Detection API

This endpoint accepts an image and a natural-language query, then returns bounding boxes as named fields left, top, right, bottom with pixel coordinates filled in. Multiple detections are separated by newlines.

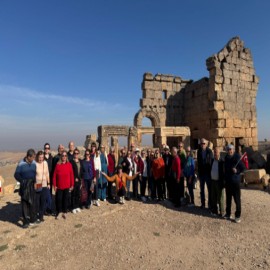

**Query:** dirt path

left=0, top=187, right=270, bottom=270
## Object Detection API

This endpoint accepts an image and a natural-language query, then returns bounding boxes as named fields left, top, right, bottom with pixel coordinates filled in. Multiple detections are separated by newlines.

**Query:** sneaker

left=29, top=220, right=40, bottom=226
left=235, top=217, right=241, bottom=223
left=72, top=209, right=77, bottom=214
left=122, top=197, right=125, bottom=204
left=96, top=200, right=100, bottom=207
left=223, top=214, right=232, bottom=220
left=103, top=198, right=106, bottom=202
left=76, top=208, right=81, bottom=213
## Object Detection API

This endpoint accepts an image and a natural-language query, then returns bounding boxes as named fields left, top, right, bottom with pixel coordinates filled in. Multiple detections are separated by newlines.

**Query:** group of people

left=14, top=138, right=246, bottom=228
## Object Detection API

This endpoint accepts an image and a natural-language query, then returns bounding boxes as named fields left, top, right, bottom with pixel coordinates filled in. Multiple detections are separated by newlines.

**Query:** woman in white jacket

left=91, top=142, right=101, bottom=207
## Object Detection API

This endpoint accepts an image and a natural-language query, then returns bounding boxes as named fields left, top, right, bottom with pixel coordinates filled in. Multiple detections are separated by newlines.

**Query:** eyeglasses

left=44, top=147, right=50, bottom=150
left=62, top=155, right=67, bottom=157
left=179, top=145, right=183, bottom=148
left=85, top=153, right=90, bottom=156
left=201, top=143, right=206, bottom=145
left=74, top=152, right=79, bottom=155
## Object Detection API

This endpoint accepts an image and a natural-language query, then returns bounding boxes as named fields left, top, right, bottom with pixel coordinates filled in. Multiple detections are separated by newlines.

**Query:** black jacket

left=122, top=157, right=133, bottom=175
left=224, top=153, right=246, bottom=183
left=162, top=153, right=172, bottom=177
left=197, top=147, right=213, bottom=177
left=20, top=179, right=35, bottom=204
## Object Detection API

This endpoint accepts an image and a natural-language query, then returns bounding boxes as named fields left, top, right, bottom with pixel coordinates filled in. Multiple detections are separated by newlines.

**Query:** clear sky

left=0, top=0, right=269, bottom=151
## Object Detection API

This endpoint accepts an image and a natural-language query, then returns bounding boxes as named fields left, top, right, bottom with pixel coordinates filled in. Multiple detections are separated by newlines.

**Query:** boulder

left=243, top=169, right=266, bottom=184
left=261, top=174, right=269, bottom=188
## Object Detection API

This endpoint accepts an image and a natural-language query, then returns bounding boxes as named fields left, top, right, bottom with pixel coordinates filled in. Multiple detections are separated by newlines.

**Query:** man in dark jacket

left=197, top=138, right=213, bottom=209
left=224, top=144, right=246, bottom=223
left=210, top=147, right=225, bottom=216
left=162, top=146, right=172, bottom=200
left=14, top=149, right=37, bottom=228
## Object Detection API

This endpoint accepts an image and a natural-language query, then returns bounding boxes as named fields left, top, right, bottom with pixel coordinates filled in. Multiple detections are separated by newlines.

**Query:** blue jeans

left=126, top=180, right=131, bottom=198
left=199, top=175, right=211, bottom=208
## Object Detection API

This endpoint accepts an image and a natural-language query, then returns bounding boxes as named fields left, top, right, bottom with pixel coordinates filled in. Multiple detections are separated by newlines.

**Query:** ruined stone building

left=87, top=37, right=259, bottom=152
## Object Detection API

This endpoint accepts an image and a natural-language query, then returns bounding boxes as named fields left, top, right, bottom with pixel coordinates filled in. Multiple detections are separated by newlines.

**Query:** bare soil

left=0, top=187, right=270, bottom=270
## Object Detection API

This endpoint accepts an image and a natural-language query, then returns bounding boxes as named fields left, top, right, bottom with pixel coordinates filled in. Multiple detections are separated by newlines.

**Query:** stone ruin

left=85, top=36, right=259, bottom=154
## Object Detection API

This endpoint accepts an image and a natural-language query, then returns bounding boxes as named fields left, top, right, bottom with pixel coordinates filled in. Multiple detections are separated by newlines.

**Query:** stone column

left=111, top=136, right=119, bottom=163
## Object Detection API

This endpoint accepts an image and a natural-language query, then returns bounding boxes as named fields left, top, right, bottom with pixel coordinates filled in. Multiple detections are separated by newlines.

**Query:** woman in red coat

left=53, top=151, right=74, bottom=219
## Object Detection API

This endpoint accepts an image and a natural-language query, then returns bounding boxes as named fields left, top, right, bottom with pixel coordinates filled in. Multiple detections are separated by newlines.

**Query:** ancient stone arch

left=133, top=109, right=161, bottom=128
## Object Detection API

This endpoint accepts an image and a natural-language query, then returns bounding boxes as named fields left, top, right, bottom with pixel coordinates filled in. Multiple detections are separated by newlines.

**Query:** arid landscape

left=1, top=151, right=270, bottom=270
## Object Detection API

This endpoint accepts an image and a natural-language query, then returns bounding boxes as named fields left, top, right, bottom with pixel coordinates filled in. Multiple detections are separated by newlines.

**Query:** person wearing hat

left=197, top=138, right=213, bottom=209
left=224, top=144, right=246, bottom=223
left=101, top=165, right=139, bottom=204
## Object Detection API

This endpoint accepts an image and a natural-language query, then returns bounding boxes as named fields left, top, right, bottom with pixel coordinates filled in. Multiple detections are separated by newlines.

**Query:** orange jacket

left=152, top=157, right=165, bottom=180
left=103, top=173, right=137, bottom=192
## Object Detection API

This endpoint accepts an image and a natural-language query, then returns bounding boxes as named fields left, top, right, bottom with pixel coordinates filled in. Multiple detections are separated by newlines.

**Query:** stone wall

left=205, top=36, right=259, bottom=149
left=136, top=73, right=191, bottom=127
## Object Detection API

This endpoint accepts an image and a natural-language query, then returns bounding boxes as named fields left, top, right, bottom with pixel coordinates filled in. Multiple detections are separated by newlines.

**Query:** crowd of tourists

left=14, top=138, right=246, bottom=228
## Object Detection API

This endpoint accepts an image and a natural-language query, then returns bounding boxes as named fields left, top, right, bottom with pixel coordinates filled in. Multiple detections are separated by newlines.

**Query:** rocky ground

left=0, top=186, right=270, bottom=270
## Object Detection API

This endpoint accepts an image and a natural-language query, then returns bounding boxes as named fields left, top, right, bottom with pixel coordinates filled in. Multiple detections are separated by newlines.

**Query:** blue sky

left=0, top=0, right=269, bottom=151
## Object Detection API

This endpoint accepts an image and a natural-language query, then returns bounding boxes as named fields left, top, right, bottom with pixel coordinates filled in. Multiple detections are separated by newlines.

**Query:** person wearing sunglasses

left=53, top=151, right=74, bottom=219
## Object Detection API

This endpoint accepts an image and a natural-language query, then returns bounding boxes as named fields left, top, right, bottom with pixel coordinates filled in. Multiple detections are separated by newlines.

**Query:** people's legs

left=141, top=176, right=147, bottom=197
left=21, top=199, right=30, bottom=224
left=218, top=187, right=225, bottom=216
left=39, top=188, right=47, bottom=220
left=126, top=180, right=131, bottom=199
left=29, top=191, right=37, bottom=223
left=179, top=176, right=185, bottom=199
left=101, top=181, right=107, bottom=200
left=56, top=189, right=63, bottom=215
left=156, top=178, right=163, bottom=200
left=173, top=179, right=181, bottom=206
left=151, top=179, right=157, bottom=199
left=148, top=176, right=153, bottom=198
left=199, top=176, right=206, bottom=207
left=84, top=179, right=91, bottom=207
left=233, top=183, right=241, bottom=218
left=133, top=176, right=139, bottom=198
left=35, top=191, right=41, bottom=220
left=211, top=181, right=218, bottom=214
left=205, top=176, right=212, bottom=209
left=72, top=182, right=81, bottom=209
left=225, top=183, right=233, bottom=217
left=62, top=188, right=69, bottom=213
left=107, top=172, right=114, bottom=199
left=187, top=179, right=194, bottom=204
left=45, top=187, right=52, bottom=213
left=161, top=178, right=166, bottom=199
